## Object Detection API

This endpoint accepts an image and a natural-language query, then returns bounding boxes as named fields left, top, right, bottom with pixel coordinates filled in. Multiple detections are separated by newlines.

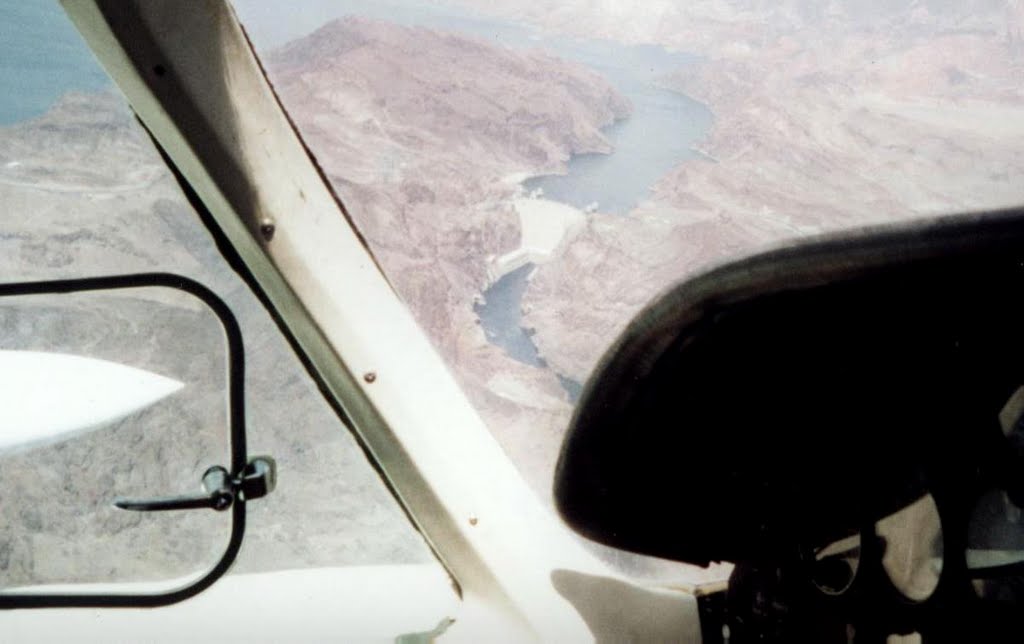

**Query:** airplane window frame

left=0, top=273, right=247, bottom=609
left=55, top=2, right=707, bottom=640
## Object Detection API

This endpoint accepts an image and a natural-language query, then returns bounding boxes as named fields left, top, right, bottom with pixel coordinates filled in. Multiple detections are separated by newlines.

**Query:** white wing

left=0, top=350, right=184, bottom=451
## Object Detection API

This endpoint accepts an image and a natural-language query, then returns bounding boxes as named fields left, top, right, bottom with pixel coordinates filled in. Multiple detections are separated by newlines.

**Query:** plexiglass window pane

left=0, top=0, right=439, bottom=589
left=232, top=0, right=1024, bottom=478
left=233, top=1, right=1024, bottom=584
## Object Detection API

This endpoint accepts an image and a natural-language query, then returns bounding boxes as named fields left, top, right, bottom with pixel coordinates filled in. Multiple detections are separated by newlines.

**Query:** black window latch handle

left=113, top=456, right=276, bottom=512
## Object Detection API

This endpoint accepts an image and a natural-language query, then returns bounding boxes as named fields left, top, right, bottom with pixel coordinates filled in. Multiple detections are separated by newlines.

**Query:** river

left=522, top=41, right=712, bottom=215
left=237, top=0, right=711, bottom=217
left=5, top=0, right=711, bottom=401
left=243, top=1, right=716, bottom=399
left=0, top=0, right=110, bottom=125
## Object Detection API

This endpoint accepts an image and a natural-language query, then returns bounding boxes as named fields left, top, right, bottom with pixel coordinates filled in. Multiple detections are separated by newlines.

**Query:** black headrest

left=555, top=209, right=1024, bottom=566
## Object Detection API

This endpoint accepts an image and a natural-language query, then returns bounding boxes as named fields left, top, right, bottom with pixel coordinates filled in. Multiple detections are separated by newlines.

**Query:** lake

left=522, top=41, right=712, bottom=215
left=0, top=0, right=110, bottom=125
left=226, top=1, right=717, bottom=398
left=237, top=0, right=712, bottom=216
left=473, top=263, right=545, bottom=368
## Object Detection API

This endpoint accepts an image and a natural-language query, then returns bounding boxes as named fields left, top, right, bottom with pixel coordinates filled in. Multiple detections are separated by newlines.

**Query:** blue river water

left=234, top=0, right=713, bottom=398
left=9, top=0, right=712, bottom=401
left=0, top=0, right=110, bottom=125
left=473, top=263, right=545, bottom=367
left=236, top=0, right=712, bottom=216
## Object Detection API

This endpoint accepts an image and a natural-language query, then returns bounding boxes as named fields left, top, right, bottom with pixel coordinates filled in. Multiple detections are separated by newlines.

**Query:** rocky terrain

left=0, top=92, right=435, bottom=588
left=263, top=3, right=1024, bottom=488
left=437, top=0, right=1024, bottom=385
left=0, top=14, right=660, bottom=590
left=260, top=5, right=1024, bottom=583
left=263, top=16, right=632, bottom=494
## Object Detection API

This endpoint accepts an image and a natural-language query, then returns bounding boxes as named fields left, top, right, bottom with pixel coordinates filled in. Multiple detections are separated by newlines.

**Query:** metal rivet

left=259, top=218, right=276, bottom=242
left=363, top=372, right=377, bottom=383
left=468, top=516, right=478, bottom=526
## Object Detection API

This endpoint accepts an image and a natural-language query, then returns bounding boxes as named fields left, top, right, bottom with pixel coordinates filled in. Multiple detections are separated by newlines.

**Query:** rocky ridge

left=476, top=0, right=1024, bottom=382
left=0, top=90, right=436, bottom=587
left=263, top=17, right=633, bottom=490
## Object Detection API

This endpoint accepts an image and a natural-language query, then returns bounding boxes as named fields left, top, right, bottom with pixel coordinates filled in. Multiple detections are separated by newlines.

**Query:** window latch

left=113, top=456, right=276, bottom=512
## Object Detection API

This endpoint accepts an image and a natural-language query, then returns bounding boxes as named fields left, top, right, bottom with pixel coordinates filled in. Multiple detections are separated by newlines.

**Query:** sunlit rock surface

left=0, top=91, right=435, bottom=589
left=263, top=16, right=633, bottom=496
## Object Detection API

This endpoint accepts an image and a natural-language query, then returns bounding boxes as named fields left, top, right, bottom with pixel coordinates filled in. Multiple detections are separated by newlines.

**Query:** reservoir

left=0, top=1, right=110, bottom=125
left=8, top=0, right=713, bottom=400
left=237, top=0, right=712, bottom=214
left=473, top=264, right=545, bottom=368
left=490, top=33, right=711, bottom=395
left=235, top=1, right=715, bottom=397
left=238, top=0, right=712, bottom=214
left=522, top=42, right=712, bottom=215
